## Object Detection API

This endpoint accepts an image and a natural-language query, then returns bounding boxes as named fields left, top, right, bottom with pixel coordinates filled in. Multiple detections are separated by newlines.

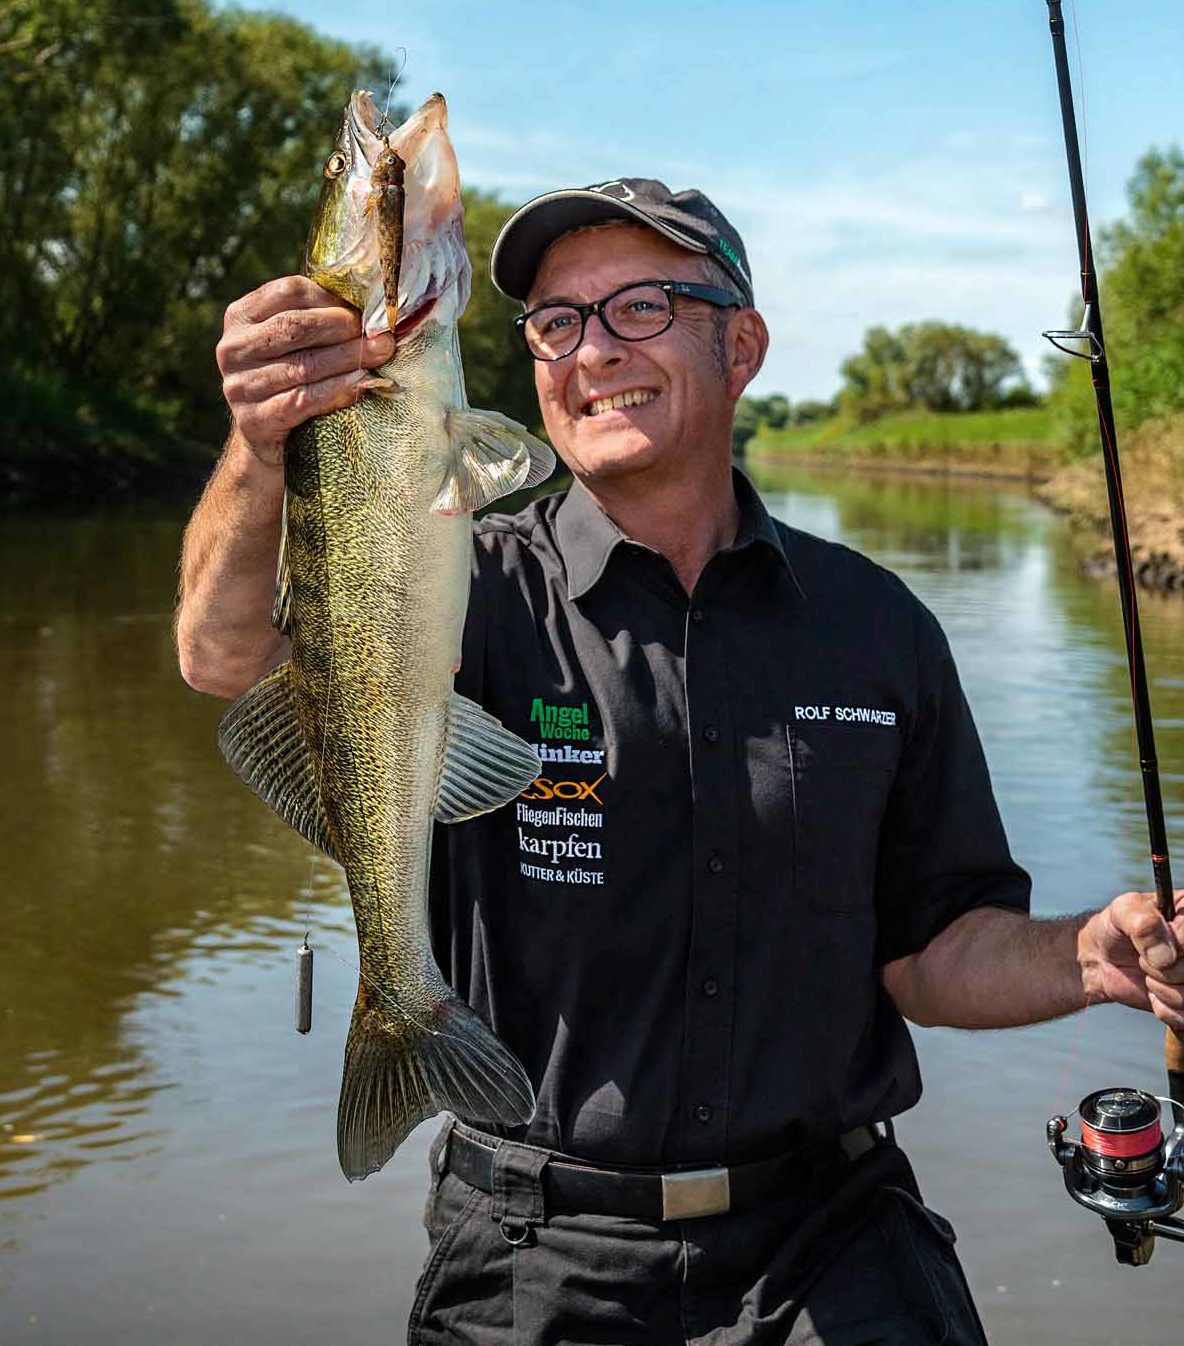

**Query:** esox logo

left=520, top=774, right=606, bottom=806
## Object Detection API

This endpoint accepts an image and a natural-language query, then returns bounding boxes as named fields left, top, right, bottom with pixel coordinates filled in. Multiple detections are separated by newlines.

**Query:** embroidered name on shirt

left=794, top=704, right=897, bottom=726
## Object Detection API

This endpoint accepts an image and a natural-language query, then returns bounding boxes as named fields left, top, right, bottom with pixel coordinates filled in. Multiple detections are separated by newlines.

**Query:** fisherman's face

left=527, top=225, right=742, bottom=487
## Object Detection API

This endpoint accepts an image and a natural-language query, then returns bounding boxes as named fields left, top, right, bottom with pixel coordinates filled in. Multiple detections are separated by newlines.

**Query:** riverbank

left=747, top=406, right=1061, bottom=481
left=1036, top=417, right=1184, bottom=592
left=748, top=407, right=1184, bottom=593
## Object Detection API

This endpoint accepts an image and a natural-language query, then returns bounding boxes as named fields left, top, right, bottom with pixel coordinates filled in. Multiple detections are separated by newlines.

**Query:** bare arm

left=881, top=893, right=1184, bottom=1031
left=175, top=276, right=394, bottom=699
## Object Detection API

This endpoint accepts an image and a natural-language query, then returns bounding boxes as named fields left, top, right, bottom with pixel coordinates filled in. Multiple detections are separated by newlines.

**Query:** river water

left=3, top=465, right=1184, bottom=1345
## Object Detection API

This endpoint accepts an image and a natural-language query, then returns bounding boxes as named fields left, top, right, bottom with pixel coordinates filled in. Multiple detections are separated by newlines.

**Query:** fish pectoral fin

left=217, top=662, right=339, bottom=863
left=338, top=990, right=536, bottom=1182
left=432, top=408, right=556, bottom=515
left=432, top=692, right=541, bottom=823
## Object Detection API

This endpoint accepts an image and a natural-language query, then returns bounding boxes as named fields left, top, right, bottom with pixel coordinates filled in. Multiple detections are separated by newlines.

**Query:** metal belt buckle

left=661, top=1166, right=731, bottom=1220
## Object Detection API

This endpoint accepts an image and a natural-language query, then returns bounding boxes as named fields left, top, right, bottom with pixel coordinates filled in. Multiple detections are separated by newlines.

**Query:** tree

left=459, top=191, right=543, bottom=432
left=838, top=321, right=1031, bottom=421
left=1047, top=146, right=1184, bottom=449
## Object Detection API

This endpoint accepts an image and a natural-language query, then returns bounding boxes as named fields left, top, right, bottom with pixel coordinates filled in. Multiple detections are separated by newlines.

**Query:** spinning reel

left=1048, top=1089, right=1184, bottom=1265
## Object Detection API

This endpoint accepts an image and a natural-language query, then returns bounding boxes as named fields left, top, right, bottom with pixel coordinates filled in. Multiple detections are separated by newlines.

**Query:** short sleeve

left=873, top=602, right=1031, bottom=965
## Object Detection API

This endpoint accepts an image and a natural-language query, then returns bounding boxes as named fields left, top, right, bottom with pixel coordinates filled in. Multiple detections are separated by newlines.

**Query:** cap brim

left=490, top=190, right=709, bottom=302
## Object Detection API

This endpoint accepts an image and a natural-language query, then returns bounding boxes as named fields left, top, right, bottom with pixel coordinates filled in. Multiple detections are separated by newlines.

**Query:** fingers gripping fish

left=218, top=93, right=552, bottom=1180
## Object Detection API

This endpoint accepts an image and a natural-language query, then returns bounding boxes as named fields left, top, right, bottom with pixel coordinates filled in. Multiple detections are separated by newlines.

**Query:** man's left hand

left=1079, top=890, right=1184, bottom=1030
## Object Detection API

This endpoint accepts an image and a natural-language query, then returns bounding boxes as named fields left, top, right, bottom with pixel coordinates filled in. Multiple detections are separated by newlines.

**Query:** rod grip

left=1165, top=1028, right=1184, bottom=1079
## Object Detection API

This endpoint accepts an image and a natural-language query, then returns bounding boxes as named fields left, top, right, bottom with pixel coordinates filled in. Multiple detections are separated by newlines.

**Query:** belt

left=444, top=1124, right=881, bottom=1222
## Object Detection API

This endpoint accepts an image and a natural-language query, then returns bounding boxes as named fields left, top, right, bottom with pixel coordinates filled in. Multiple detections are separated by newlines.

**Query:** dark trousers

left=407, top=1119, right=989, bottom=1346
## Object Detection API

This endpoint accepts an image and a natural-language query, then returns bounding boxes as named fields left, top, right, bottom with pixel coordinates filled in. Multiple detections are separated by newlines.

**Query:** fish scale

left=218, top=91, right=554, bottom=1179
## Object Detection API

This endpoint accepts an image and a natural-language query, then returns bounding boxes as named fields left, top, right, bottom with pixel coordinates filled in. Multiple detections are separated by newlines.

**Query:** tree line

left=0, top=0, right=535, bottom=502
left=738, top=145, right=1184, bottom=457
left=2, top=0, right=1180, bottom=498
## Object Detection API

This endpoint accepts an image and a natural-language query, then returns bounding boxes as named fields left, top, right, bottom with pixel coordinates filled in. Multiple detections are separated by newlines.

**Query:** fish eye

left=324, top=150, right=348, bottom=179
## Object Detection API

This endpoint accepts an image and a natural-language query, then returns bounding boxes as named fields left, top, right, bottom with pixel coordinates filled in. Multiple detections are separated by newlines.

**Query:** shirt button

left=702, top=725, right=719, bottom=743
left=707, top=855, right=725, bottom=875
left=693, top=1103, right=714, bottom=1124
left=701, top=978, right=720, bottom=997
left=690, top=607, right=705, bottom=624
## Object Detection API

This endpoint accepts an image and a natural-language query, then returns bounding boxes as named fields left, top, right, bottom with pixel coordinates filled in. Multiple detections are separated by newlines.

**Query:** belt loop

left=427, top=1115, right=457, bottom=1192
left=489, top=1140, right=549, bottom=1245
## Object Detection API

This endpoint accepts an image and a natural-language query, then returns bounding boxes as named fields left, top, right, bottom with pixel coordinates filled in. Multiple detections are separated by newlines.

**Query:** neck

left=579, top=460, right=740, bottom=594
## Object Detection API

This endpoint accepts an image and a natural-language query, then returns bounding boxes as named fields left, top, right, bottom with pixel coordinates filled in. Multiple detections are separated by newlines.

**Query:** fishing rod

left=1040, top=0, right=1184, bottom=1266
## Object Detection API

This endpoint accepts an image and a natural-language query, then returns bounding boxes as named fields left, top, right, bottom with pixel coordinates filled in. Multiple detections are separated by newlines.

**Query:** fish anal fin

left=337, top=991, right=536, bottom=1181
left=432, top=692, right=541, bottom=824
left=432, top=408, right=555, bottom=515
left=217, top=662, right=338, bottom=862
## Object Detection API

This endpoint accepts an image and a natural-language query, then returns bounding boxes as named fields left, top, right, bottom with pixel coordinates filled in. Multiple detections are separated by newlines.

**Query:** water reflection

left=4, top=479, right=1184, bottom=1343
left=0, top=515, right=350, bottom=1205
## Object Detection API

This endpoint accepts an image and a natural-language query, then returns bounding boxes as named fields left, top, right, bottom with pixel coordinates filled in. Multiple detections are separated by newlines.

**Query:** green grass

left=748, top=406, right=1062, bottom=475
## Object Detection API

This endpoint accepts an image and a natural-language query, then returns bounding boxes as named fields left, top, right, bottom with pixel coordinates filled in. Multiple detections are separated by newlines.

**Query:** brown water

left=3, top=472, right=1184, bottom=1344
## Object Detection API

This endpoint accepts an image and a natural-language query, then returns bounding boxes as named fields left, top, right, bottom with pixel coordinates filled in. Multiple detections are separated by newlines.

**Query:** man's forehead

left=528, top=223, right=699, bottom=304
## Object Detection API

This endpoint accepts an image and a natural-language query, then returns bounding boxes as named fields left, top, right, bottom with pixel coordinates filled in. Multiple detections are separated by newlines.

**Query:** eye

left=323, top=149, right=348, bottom=179
left=624, top=297, right=662, bottom=314
left=540, top=311, right=576, bottom=335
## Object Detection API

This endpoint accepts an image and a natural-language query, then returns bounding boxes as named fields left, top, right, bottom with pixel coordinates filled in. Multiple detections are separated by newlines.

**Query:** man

left=177, top=178, right=1184, bottom=1344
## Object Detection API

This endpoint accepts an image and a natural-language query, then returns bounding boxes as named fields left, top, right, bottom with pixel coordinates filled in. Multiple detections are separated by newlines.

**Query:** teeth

left=586, top=389, right=657, bottom=416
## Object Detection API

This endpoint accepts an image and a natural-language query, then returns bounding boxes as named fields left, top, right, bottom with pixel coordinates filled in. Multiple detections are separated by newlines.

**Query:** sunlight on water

left=3, top=480, right=1184, bottom=1344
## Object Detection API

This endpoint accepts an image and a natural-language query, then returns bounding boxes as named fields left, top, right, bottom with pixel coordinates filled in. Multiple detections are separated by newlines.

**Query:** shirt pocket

left=787, top=725, right=898, bottom=913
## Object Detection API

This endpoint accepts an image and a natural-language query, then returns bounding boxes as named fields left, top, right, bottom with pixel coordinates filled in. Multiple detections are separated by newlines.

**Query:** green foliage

left=732, top=396, right=762, bottom=455
left=0, top=0, right=394, bottom=498
left=1048, top=147, right=1184, bottom=453
left=838, top=321, right=1032, bottom=422
left=458, top=190, right=542, bottom=433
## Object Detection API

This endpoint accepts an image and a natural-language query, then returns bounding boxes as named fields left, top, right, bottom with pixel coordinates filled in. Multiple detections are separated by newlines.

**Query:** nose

left=576, top=311, right=627, bottom=369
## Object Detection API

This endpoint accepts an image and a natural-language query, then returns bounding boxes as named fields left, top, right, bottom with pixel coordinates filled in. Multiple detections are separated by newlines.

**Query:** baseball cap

left=490, top=178, right=754, bottom=306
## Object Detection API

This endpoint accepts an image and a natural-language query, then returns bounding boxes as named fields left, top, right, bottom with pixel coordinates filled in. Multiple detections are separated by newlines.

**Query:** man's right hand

left=216, top=276, right=396, bottom=465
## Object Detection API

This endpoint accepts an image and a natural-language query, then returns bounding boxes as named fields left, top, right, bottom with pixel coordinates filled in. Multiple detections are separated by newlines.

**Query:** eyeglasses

left=515, top=279, right=742, bottom=362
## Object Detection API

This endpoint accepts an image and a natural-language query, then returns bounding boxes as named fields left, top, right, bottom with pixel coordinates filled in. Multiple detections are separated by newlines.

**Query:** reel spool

left=1048, top=1088, right=1184, bottom=1265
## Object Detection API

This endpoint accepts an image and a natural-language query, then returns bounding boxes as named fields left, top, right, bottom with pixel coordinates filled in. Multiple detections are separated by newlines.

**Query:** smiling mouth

left=583, top=389, right=659, bottom=417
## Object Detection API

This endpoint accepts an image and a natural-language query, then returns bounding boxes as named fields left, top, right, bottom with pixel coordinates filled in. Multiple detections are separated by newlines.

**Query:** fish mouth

left=394, top=288, right=439, bottom=338
left=362, top=92, right=471, bottom=338
left=581, top=388, right=660, bottom=417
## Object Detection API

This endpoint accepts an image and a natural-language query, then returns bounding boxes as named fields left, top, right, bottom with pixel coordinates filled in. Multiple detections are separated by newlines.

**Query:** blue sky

left=233, top=0, right=1182, bottom=399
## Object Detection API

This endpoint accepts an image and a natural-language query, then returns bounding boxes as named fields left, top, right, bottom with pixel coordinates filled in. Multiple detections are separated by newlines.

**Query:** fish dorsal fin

left=432, top=408, right=555, bottom=515
left=271, top=491, right=293, bottom=636
left=432, top=691, right=541, bottom=823
left=217, top=662, right=339, bottom=862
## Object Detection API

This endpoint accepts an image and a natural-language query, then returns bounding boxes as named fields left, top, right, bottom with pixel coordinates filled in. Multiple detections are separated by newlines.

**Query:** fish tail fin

left=337, top=989, right=536, bottom=1182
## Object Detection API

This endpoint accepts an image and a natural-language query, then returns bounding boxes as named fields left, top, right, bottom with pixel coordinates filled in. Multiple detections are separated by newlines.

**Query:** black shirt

left=430, top=470, right=1030, bottom=1167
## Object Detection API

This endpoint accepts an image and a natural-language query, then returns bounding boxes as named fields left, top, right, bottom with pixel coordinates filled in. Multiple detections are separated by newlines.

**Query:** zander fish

left=218, top=92, right=551, bottom=1180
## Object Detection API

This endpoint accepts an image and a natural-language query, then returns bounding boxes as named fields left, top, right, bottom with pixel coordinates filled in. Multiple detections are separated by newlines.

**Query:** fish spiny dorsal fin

left=217, top=662, right=339, bottom=862
left=431, top=692, right=541, bottom=823
left=432, top=408, right=555, bottom=515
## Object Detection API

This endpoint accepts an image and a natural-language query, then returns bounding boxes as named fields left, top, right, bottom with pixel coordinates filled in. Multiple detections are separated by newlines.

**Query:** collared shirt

left=429, top=470, right=1030, bottom=1167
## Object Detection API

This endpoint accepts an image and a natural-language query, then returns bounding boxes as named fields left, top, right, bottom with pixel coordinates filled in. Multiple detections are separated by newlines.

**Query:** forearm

left=880, top=906, right=1096, bottom=1029
left=175, top=430, right=289, bottom=699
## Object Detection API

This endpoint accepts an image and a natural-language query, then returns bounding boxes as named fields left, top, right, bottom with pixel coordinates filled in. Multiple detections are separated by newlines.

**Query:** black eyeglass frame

left=514, top=279, right=743, bottom=362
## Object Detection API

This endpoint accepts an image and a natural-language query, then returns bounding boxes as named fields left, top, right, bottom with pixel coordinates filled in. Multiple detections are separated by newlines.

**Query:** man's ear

left=725, top=308, right=770, bottom=400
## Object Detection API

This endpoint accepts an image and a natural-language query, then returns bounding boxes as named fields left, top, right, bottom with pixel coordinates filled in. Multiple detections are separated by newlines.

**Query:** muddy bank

left=1036, top=419, right=1184, bottom=594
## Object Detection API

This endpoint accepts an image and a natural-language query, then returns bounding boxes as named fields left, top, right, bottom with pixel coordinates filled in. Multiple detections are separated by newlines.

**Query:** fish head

left=303, top=91, right=471, bottom=338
